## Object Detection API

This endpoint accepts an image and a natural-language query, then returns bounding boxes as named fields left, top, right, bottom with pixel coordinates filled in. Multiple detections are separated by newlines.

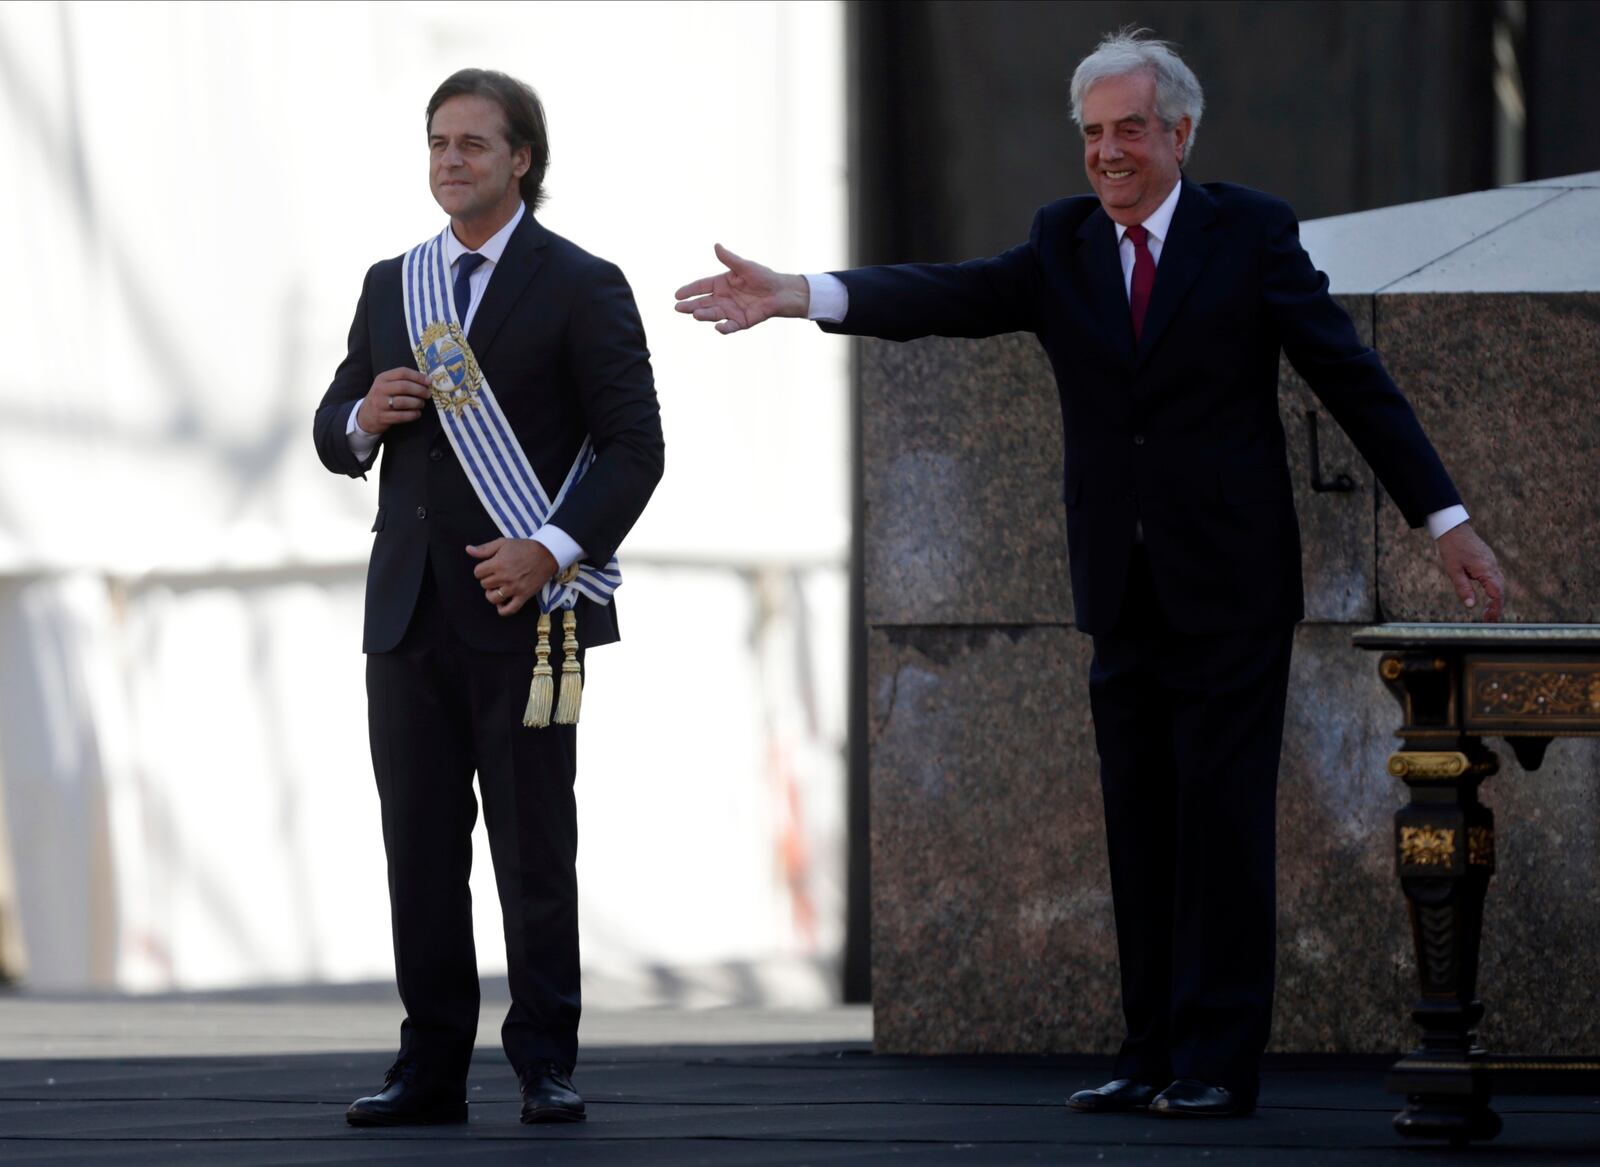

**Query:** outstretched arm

left=673, top=244, right=812, bottom=334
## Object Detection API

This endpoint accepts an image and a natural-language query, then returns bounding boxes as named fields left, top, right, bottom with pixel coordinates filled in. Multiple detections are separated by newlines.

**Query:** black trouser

left=1089, top=546, right=1293, bottom=1098
left=366, top=565, right=580, bottom=1081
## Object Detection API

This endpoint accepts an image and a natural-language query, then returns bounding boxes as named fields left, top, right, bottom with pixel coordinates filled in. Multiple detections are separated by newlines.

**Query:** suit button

left=1133, top=433, right=1146, bottom=446
left=416, top=507, right=427, bottom=520
left=429, top=449, right=444, bottom=462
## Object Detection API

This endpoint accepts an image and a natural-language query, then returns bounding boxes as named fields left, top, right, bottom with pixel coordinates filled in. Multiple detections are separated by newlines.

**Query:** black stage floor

left=2, top=1043, right=1597, bottom=1165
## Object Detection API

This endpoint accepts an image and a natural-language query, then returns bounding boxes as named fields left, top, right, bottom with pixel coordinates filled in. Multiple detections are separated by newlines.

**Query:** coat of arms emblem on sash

left=414, top=320, right=482, bottom=416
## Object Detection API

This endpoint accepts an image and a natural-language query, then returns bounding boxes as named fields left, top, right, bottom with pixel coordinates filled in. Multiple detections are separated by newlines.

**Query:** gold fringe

left=554, top=608, right=583, bottom=725
left=522, top=612, right=554, bottom=728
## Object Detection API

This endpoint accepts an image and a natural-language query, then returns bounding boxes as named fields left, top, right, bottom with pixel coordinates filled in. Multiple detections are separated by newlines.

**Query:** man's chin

left=433, top=189, right=474, bottom=214
left=1094, top=191, right=1141, bottom=210
left=1088, top=181, right=1136, bottom=206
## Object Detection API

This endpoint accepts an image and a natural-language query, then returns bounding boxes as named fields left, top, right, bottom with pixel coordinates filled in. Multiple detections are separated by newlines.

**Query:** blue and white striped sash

left=400, top=227, right=621, bottom=613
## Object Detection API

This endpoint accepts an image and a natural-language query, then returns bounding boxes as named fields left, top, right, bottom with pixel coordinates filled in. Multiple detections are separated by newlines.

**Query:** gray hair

left=1070, top=28, right=1205, bottom=165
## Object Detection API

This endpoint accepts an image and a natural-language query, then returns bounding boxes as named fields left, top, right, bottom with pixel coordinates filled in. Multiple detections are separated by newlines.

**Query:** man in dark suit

left=674, top=31, right=1502, bottom=1117
left=314, top=68, right=663, bottom=1126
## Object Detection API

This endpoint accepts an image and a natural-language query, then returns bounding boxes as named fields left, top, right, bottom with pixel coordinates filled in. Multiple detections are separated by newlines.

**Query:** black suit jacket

left=314, top=213, right=664, bottom=653
left=823, top=179, right=1459, bottom=636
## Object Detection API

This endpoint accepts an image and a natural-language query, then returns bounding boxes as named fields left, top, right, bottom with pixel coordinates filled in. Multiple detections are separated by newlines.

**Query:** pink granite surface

left=1374, top=293, right=1600, bottom=623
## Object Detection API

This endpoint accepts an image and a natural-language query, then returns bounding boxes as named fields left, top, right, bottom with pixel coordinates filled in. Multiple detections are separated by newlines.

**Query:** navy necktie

left=454, top=252, right=488, bottom=325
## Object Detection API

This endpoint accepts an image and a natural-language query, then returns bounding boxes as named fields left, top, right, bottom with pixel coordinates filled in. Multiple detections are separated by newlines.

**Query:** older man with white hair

left=674, top=29, right=1502, bottom=1116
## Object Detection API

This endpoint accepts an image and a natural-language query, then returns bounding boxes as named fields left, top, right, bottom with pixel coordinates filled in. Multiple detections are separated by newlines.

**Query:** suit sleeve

left=312, top=265, right=382, bottom=479
left=818, top=209, right=1047, bottom=341
left=545, top=259, right=665, bottom=565
left=1263, top=202, right=1461, bottom=527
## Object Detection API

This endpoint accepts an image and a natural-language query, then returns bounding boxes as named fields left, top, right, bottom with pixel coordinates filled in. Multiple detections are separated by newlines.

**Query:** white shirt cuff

left=1426, top=505, right=1469, bottom=539
left=345, top=401, right=380, bottom=460
left=805, top=273, right=848, bottom=323
left=532, top=525, right=584, bottom=571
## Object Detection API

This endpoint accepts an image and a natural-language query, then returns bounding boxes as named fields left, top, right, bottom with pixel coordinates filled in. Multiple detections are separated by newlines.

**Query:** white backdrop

left=0, top=0, right=849, bottom=1000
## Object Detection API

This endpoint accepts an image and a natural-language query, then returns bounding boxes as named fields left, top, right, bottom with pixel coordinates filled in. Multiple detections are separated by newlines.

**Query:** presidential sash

left=401, top=226, right=621, bottom=726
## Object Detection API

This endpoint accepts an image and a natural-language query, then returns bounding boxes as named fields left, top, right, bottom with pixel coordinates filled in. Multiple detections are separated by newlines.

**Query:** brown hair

left=426, top=68, right=550, bottom=210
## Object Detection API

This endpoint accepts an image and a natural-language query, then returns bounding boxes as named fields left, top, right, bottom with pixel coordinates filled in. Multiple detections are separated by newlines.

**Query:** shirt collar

left=1115, top=178, right=1183, bottom=246
left=445, top=201, right=526, bottom=268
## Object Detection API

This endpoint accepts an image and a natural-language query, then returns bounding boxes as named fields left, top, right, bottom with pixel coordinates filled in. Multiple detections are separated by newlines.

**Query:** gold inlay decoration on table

left=1470, top=663, right=1600, bottom=720
left=1468, top=826, right=1494, bottom=867
left=1400, top=826, right=1457, bottom=868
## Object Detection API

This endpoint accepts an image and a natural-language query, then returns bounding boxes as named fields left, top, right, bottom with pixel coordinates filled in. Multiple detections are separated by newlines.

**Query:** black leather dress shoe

left=519, top=1062, right=586, bottom=1124
left=346, top=1061, right=468, bottom=1126
left=1066, top=1078, right=1162, bottom=1112
left=1149, top=1078, right=1255, bottom=1117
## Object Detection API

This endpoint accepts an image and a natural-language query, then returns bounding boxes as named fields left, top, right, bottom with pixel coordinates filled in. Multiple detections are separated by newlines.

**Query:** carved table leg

left=1386, top=743, right=1502, bottom=1143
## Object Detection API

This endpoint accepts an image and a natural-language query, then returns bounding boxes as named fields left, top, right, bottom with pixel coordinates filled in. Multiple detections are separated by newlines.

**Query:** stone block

left=864, top=620, right=1418, bottom=1057
left=867, top=617, right=1600, bottom=1055
left=1474, top=735, right=1600, bottom=1053
left=860, top=334, right=1072, bottom=627
left=1273, top=624, right=1415, bottom=1052
left=1374, top=294, right=1600, bottom=623
left=1278, top=294, right=1379, bottom=623
left=867, top=624, right=1116, bottom=1054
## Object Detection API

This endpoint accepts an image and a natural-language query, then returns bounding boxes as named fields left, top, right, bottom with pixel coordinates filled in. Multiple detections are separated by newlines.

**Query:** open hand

left=467, top=538, right=558, bottom=617
left=673, top=244, right=811, bottom=334
left=1436, top=522, right=1505, bottom=622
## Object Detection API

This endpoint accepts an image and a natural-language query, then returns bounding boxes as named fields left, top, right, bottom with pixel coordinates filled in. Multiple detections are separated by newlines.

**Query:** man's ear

left=1173, top=116, right=1193, bottom=164
left=512, top=144, right=532, bottom=179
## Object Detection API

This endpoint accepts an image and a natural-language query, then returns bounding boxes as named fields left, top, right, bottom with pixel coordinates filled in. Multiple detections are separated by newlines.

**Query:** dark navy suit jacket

left=313, top=213, right=664, bottom=653
left=823, top=179, right=1459, bottom=636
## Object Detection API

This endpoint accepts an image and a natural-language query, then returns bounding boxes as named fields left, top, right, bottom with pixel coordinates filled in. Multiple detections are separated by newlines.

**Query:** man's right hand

left=673, top=244, right=810, bottom=334
left=356, top=368, right=432, bottom=434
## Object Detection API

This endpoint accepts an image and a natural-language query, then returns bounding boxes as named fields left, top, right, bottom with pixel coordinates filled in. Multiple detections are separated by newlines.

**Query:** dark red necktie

left=1125, top=224, right=1155, bottom=340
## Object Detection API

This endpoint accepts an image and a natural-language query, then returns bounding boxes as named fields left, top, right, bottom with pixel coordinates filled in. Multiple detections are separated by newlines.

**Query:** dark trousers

left=366, top=566, right=581, bottom=1080
left=1089, top=546, right=1294, bottom=1097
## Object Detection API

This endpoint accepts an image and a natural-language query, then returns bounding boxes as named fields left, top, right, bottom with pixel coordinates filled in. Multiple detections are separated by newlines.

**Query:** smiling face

left=428, top=93, right=530, bottom=241
left=1080, top=70, right=1190, bottom=227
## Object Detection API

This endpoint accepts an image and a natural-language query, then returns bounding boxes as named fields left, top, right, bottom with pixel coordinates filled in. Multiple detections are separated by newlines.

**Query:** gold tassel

left=554, top=608, right=583, bottom=725
left=522, top=612, right=554, bottom=728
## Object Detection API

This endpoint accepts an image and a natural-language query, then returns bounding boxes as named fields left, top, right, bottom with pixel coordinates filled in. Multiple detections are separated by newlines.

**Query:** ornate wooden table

left=1353, top=623, right=1600, bottom=1144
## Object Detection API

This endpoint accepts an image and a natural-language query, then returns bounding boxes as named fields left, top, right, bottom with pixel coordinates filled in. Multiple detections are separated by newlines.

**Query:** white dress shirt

left=1114, top=175, right=1182, bottom=295
left=346, top=203, right=585, bottom=569
left=804, top=181, right=1468, bottom=540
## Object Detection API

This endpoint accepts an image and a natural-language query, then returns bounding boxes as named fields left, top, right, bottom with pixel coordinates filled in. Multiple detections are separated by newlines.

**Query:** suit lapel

left=1073, top=205, right=1137, bottom=364
left=1135, top=178, right=1217, bottom=368
left=468, top=211, right=548, bottom=357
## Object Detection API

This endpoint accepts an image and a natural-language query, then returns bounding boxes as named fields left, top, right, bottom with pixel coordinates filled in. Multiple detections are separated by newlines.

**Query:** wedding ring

left=494, top=587, right=506, bottom=601
left=387, top=396, right=394, bottom=408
